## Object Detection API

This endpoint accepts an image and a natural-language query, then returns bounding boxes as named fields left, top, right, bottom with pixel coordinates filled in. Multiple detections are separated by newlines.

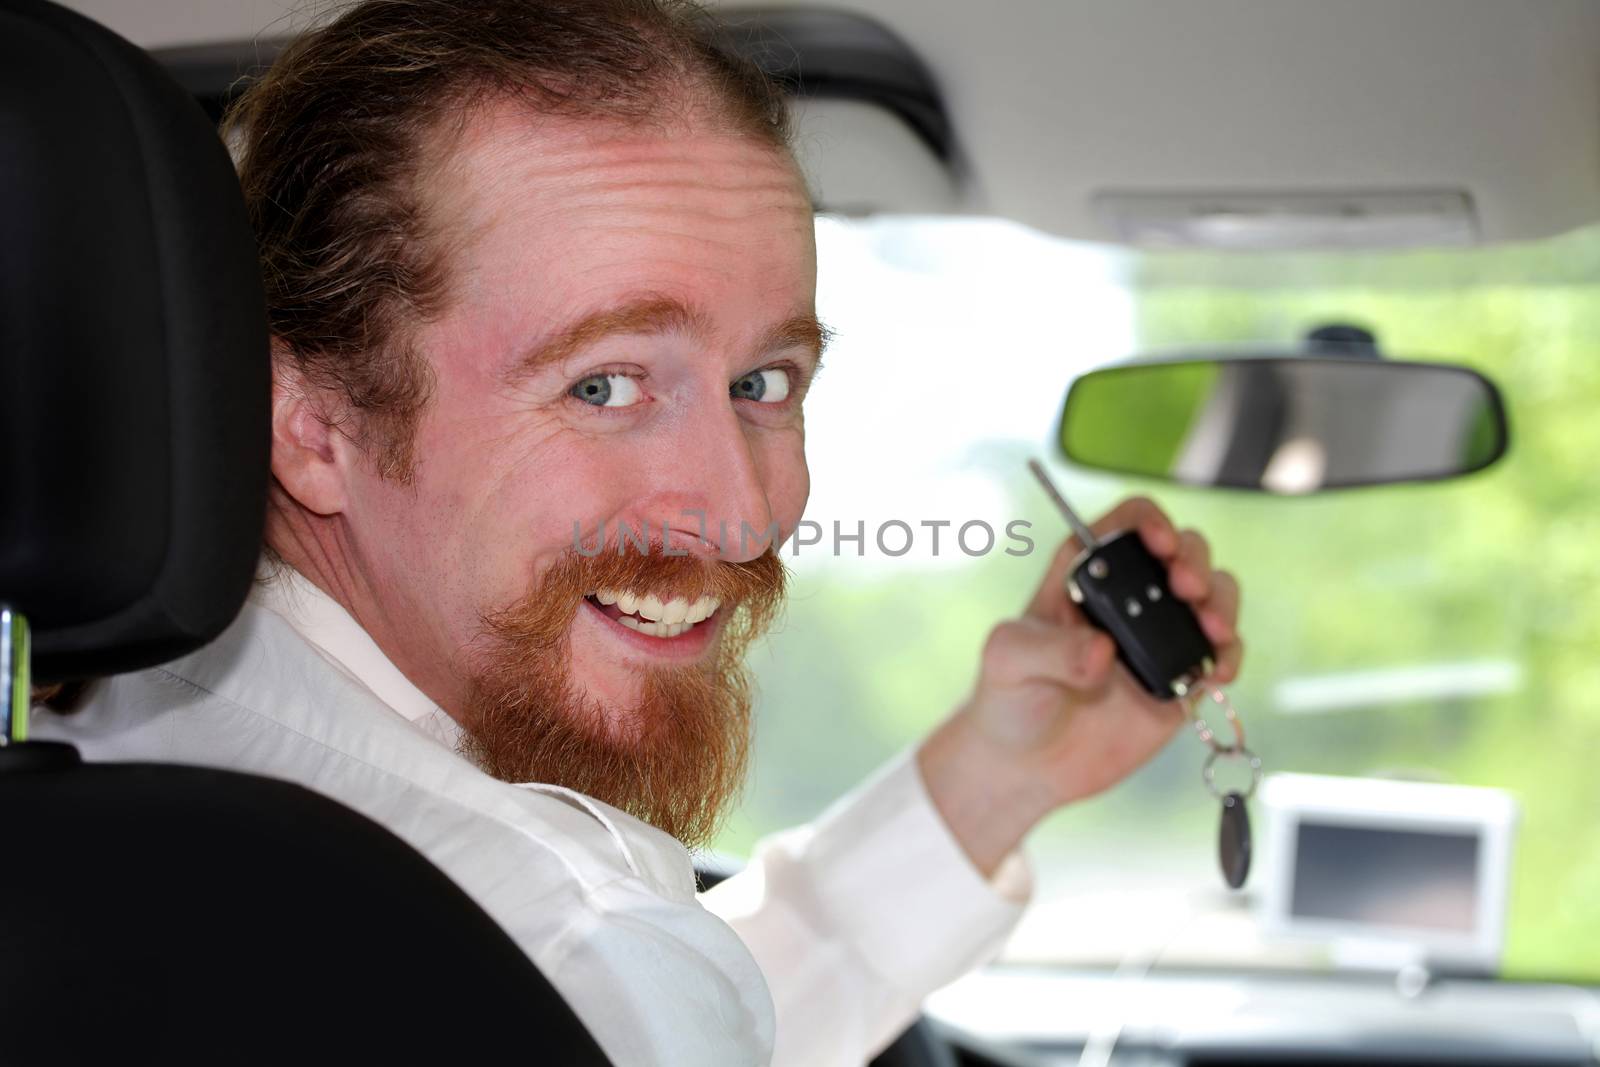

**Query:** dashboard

left=927, top=967, right=1600, bottom=1067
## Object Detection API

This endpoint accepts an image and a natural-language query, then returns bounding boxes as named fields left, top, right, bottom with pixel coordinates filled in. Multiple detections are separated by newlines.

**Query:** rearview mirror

left=1059, top=355, right=1509, bottom=493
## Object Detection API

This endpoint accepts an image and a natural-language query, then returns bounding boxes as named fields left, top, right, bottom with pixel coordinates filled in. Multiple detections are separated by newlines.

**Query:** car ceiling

left=60, top=0, right=1600, bottom=247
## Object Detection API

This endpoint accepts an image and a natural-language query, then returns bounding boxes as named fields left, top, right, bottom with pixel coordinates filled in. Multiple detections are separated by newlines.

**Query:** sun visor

left=792, top=98, right=958, bottom=216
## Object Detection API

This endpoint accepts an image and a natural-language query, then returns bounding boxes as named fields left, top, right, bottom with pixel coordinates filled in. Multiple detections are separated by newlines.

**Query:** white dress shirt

left=33, top=567, right=1029, bottom=1066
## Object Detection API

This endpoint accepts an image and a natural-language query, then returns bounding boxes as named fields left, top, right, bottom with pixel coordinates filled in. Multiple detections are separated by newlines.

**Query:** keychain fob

left=1029, top=461, right=1216, bottom=700
left=1067, top=530, right=1216, bottom=700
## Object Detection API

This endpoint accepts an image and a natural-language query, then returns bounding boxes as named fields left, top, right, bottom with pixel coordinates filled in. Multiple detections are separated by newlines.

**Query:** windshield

left=711, top=214, right=1600, bottom=984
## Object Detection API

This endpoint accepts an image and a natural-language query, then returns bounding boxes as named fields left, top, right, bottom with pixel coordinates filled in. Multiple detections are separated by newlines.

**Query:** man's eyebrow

left=758, top=314, right=833, bottom=366
left=507, top=297, right=710, bottom=382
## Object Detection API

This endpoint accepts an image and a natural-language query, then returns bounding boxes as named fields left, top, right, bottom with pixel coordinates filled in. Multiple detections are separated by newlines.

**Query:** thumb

left=980, top=616, right=1117, bottom=693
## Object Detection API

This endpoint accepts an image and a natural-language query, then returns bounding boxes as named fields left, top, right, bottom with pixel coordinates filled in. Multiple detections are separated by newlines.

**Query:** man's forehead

left=410, top=96, right=818, bottom=386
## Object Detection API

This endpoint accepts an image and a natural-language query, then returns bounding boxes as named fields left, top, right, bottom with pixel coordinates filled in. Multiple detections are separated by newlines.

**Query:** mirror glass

left=1059, top=356, right=1509, bottom=493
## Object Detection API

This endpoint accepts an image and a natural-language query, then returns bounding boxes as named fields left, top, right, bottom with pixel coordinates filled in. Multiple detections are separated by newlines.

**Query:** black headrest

left=0, top=0, right=269, bottom=682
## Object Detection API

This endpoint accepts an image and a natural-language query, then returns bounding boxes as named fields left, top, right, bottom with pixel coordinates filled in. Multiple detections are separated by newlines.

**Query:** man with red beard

left=34, top=1, right=1243, bottom=1064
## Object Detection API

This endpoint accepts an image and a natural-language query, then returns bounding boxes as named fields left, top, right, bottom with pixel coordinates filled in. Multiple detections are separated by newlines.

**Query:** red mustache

left=482, top=546, right=788, bottom=652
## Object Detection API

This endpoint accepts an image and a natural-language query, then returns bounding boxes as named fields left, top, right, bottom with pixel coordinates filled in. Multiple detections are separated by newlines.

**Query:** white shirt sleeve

left=701, top=750, right=1032, bottom=1067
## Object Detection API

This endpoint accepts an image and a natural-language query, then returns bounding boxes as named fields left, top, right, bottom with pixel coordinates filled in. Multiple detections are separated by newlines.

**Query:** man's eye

left=731, top=368, right=791, bottom=404
left=570, top=373, right=644, bottom=408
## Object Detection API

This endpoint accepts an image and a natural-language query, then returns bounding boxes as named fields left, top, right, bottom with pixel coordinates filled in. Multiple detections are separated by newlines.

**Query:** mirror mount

left=1305, top=323, right=1382, bottom=361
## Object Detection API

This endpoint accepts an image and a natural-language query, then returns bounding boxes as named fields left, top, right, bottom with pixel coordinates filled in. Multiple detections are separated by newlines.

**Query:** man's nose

left=658, top=400, right=775, bottom=563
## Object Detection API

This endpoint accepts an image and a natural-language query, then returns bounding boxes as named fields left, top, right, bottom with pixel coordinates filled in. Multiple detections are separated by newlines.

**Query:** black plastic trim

left=714, top=7, right=952, bottom=158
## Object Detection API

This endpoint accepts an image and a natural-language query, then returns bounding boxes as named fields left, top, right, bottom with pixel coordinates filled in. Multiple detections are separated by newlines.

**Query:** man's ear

left=270, top=344, right=353, bottom=517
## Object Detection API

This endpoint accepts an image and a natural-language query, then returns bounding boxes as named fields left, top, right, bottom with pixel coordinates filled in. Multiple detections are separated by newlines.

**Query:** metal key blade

left=1027, top=458, right=1099, bottom=550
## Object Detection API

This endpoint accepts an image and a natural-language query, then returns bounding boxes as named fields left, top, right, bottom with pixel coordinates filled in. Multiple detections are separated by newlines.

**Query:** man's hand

left=917, top=497, right=1243, bottom=877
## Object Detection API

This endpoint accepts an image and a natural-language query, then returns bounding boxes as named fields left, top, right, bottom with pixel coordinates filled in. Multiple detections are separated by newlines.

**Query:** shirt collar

left=248, top=562, right=464, bottom=746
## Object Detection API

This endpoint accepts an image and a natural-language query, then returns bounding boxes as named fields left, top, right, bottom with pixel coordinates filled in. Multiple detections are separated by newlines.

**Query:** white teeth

left=685, top=596, right=720, bottom=624
left=601, top=590, right=722, bottom=637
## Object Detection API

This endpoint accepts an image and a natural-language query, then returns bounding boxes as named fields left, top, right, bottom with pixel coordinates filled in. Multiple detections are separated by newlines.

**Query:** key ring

left=1188, top=686, right=1262, bottom=798
left=1186, top=685, right=1246, bottom=753
left=1182, top=682, right=1264, bottom=888
left=1202, top=745, right=1263, bottom=799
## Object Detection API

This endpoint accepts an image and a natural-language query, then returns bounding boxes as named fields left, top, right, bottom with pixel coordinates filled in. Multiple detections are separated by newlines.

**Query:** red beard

left=457, top=547, right=787, bottom=848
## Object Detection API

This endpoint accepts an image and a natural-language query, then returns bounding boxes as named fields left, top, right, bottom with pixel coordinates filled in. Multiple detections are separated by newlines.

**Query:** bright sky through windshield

left=801, top=215, right=1134, bottom=571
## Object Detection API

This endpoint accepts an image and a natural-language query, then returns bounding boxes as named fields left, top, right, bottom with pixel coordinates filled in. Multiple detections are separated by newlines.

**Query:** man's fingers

left=1016, top=491, right=1246, bottom=703
left=982, top=616, right=1116, bottom=691
left=1212, top=634, right=1245, bottom=685
left=1169, top=528, right=1212, bottom=601
left=1132, top=511, right=1180, bottom=562
left=1199, top=569, right=1240, bottom=641
left=1104, top=497, right=1180, bottom=560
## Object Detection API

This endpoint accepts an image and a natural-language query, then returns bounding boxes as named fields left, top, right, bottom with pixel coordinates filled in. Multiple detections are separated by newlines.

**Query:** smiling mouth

left=583, top=588, right=722, bottom=639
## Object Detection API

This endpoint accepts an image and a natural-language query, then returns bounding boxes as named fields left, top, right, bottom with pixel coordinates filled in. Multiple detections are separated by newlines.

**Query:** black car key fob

left=1029, top=460, right=1215, bottom=701
left=1067, top=530, right=1216, bottom=700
